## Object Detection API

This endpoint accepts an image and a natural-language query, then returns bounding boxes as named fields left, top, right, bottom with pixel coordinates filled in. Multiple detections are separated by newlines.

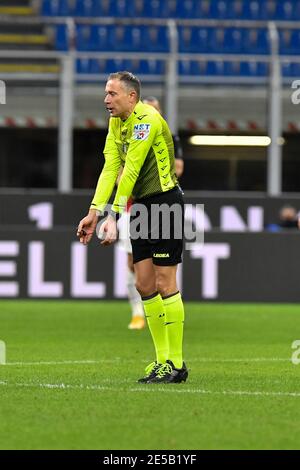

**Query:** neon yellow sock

left=142, top=292, right=168, bottom=364
left=163, top=292, right=184, bottom=369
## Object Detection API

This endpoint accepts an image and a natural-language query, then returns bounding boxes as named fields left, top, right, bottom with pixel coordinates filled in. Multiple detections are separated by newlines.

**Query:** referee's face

left=104, top=79, right=136, bottom=120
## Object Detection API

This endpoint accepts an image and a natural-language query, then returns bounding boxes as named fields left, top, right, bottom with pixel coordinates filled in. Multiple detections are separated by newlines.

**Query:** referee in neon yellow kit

left=77, top=72, right=187, bottom=383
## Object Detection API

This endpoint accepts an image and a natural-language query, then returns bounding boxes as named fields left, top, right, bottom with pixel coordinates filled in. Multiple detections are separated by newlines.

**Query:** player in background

left=117, top=178, right=146, bottom=330
left=120, top=96, right=185, bottom=330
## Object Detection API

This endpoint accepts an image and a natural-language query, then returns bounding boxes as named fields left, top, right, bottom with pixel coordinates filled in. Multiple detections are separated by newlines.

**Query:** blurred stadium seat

left=42, top=0, right=70, bottom=16
left=280, top=29, right=300, bottom=55
left=281, top=60, right=300, bottom=77
left=36, top=0, right=300, bottom=80
left=111, top=26, right=143, bottom=52
left=243, top=28, right=270, bottom=55
left=40, top=0, right=300, bottom=20
left=54, top=24, right=69, bottom=50
left=76, top=57, right=165, bottom=76
left=76, top=24, right=112, bottom=51
left=178, top=27, right=212, bottom=53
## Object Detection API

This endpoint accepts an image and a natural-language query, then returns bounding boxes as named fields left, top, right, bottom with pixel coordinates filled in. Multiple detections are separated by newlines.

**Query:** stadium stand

left=39, top=0, right=300, bottom=20
left=0, top=0, right=59, bottom=75
left=0, top=0, right=35, bottom=16
left=1, top=0, right=300, bottom=80
left=34, top=0, right=300, bottom=81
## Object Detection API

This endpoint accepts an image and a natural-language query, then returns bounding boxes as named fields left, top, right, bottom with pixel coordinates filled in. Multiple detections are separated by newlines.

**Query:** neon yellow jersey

left=90, top=101, right=177, bottom=214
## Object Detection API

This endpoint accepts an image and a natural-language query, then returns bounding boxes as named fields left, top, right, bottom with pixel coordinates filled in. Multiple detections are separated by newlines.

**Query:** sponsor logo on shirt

left=133, top=123, right=151, bottom=141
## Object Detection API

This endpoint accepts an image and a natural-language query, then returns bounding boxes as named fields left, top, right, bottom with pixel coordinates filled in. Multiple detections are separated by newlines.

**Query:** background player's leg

left=127, top=253, right=145, bottom=330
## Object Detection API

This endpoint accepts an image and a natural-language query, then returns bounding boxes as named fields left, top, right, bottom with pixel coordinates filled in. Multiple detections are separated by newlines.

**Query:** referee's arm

left=90, top=124, right=122, bottom=213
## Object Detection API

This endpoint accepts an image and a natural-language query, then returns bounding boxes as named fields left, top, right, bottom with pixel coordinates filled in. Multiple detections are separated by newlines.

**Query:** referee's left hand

left=100, top=216, right=118, bottom=246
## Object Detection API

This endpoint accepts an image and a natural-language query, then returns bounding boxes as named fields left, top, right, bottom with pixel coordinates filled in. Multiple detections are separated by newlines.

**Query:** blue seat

left=73, top=0, right=94, bottom=17
left=179, top=27, right=212, bottom=53
left=178, top=60, right=199, bottom=75
left=131, top=0, right=164, bottom=18
left=240, top=61, right=268, bottom=76
left=76, top=24, right=92, bottom=50
left=41, top=0, right=70, bottom=16
left=164, top=0, right=179, bottom=18
left=176, top=0, right=217, bottom=19
left=129, top=0, right=181, bottom=18
left=243, top=28, right=269, bottom=54
left=210, top=0, right=230, bottom=19
left=55, top=24, right=68, bottom=50
left=129, top=0, right=146, bottom=17
left=41, top=0, right=55, bottom=16
left=74, top=0, right=129, bottom=17
left=89, top=58, right=109, bottom=73
left=293, top=1, right=300, bottom=20
left=206, top=60, right=225, bottom=75
left=209, top=28, right=225, bottom=53
left=76, top=58, right=109, bottom=74
left=279, top=29, right=293, bottom=55
left=179, top=60, right=212, bottom=76
left=223, top=61, right=240, bottom=75
left=89, top=0, right=114, bottom=17
left=76, top=24, right=113, bottom=51
left=274, top=1, right=294, bottom=20
left=240, top=1, right=261, bottom=20
left=179, top=0, right=238, bottom=19
left=176, top=0, right=197, bottom=19
left=282, top=61, right=292, bottom=77
left=193, top=1, right=243, bottom=20
left=225, top=1, right=244, bottom=20
left=290, top=30, right=300, bottom=54
left=142, top=26, right=169, bottom=52
left=58, top=0, right=71, bottom=15
left=109, top=0, right=129, bottom=17
left=290, top=62, right=300, bottom=76
left=210, top=27, right=243, bottom=54
left=76, top=58, right=91, bottom=74
left=111, top=26, right=143, bottom=52
left=137, top=59, right=165, bottom=74
left=260, top=0, right=277, bottom=20
left=280, top=29, right=300, bottom=55
left=106, top=58, right=132, bottom=73
left=223, top=28, right=243, bottom=53
left=90, top=24, right=113, bottom=51
left=178, top=27, right=194, bottom=52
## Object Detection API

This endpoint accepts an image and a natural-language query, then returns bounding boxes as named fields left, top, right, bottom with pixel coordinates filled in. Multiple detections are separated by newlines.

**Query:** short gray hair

left=107, top=71, right=141, bottom=101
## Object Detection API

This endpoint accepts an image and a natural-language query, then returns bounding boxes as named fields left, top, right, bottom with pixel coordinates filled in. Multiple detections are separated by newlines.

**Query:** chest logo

left=133, top=123, right=151, bottom=141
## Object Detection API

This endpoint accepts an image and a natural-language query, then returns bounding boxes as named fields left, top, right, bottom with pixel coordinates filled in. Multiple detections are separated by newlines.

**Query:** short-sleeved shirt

left=90, top=101, right=178, bottom=214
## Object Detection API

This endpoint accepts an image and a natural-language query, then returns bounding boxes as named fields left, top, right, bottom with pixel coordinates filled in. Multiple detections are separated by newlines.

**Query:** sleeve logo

left=133, top=123, right=151, bottom=141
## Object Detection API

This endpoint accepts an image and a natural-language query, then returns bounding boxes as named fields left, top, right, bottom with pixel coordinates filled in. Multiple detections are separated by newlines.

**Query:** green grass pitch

left=1, top=300, right=300, bottom=450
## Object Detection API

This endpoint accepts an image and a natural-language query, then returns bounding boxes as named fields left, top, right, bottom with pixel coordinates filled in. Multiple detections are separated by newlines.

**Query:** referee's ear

left=129, top=90, right=138, bottom=104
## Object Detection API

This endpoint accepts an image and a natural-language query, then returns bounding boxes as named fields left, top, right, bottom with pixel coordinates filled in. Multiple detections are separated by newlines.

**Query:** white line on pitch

left=3, top=357, right=291, bottom=366
left=0, top=380, right=300, bottom=398
left=5, top=360, right=101, bottom=366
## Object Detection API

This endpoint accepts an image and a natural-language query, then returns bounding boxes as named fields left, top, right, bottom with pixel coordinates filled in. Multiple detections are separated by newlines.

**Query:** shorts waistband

left=134, top=186, right=180, bottom=204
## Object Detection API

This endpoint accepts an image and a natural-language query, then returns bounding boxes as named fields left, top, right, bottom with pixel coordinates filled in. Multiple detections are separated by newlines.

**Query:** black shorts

left=130, top=186, right=184, bottom=266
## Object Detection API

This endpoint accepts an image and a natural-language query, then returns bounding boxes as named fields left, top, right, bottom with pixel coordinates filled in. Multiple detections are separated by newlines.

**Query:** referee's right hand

left=77, top=210, right=98, bottom=245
